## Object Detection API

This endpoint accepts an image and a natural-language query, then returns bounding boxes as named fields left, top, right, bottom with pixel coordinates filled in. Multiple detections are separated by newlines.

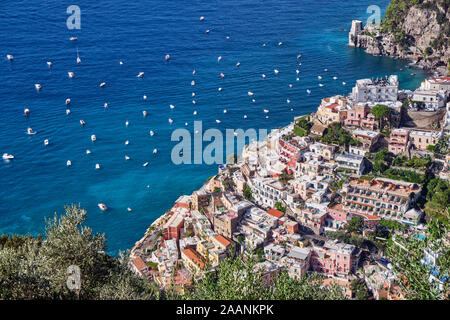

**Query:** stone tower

left=349, top=20, right=363, bottom=47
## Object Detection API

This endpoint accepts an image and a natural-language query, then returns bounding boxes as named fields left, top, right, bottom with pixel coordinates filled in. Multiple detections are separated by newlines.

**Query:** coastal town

left=129, top=73, right=450, bottom=300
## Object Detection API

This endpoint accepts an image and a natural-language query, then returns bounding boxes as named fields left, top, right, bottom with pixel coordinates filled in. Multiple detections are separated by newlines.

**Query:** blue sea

left=0, top=0, right=428, bottom=254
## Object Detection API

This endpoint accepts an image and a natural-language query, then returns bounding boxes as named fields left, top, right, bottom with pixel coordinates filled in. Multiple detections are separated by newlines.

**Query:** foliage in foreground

left=1, top=205, right=346, bottom=300
left=0, top=205, right=159, bottom=300
left=181, top=253, right=345, bottom=300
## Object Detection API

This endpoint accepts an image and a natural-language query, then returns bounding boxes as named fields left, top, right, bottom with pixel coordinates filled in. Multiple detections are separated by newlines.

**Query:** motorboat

left=95, top=163, right=100, bottom=170
left=143, top=162, right=149, bottom=167
left=66, top=98, right=71, bottom=105
left=98, top=203, right=108, bottom=211
left=99, top=82, right=106, bottom=87
left=27, top=127, right=36, bottom=135
left=68, top=72, right=74, bottom=78
left=137, top=72, right=144, bottom=78
left=91, top=134, right=96, bottom=142
left=165, top=54, right=170, bottom=61
left=2, top=153, right=14, bottom=160
left=6, top=54, right=13, bottom=61
left=69, top=36, right=77, bottom=41
left=44, top=139, right=49, bottom=146
left=80, top=120, right=85, bottom=126
left=24, top=108, right=30, bottom=116
left=142, top=110, right=148, bottom=117
left=153, top=149, right=158, bottom=154
left=125, top=155, right=130, bottom=160
left=66, top=160, right=72, bottom=166
left=35, top=84, right=42, bottom=91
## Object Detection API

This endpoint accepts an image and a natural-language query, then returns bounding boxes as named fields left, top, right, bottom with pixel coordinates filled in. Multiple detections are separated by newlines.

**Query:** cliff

left=349, top=0, right=450, bottom=73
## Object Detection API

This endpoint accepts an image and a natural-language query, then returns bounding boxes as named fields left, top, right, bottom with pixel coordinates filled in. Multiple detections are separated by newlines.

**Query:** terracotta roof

left=182, top=248, right=205, bottom=269
left=132, top=256, right=147, bottom=271
left=311, top=123, right=327, bottom=134
left=267, top=208, right=285, bottom=219
left=214, top=234, right=231, bottom=248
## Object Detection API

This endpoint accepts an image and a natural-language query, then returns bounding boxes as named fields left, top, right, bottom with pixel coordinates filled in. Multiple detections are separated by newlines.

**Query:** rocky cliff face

left=351, top=0, right=450, bottom=72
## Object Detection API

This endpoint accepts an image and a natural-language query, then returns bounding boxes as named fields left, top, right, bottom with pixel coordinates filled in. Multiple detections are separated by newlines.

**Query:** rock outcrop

left=350, top=0, right=450, bottom=73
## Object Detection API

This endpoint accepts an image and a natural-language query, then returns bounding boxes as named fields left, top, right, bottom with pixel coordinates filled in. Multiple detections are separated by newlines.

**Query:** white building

left=351, top=75, right=399, bottom=103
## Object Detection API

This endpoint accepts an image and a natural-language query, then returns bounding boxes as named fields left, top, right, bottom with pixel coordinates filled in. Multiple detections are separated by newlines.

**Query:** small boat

left=143, top=162, right=149, bottom=167
left=192, top=100, right=196, bottom=104
left=69, top=36, right=77, bottom=41
left=324, top=68, right=328, bottom=72
left=143, top=95, right=147, bottom=100
left=263, top=109, right=269, bottom=113
left=192, top=92, right=195, bottom=97
left=286, top=99, right=291, bottom=104
left=306, top=89, right=311, bottom=94
left=296, top=70, right=300, bottom=74
left=217, top=56, right=222, bottom=62
left=95, top=163, right=100, bottom=170
left=104, top=103, right=108, bottom=108
left=200, top=16, right=205, bottom=21
left=66, top=109, right=71, bottom=115
left=248, top=91, right=254, bottom=96
left=6, top=54, right=14, bottom=61
left=2, top=153, right=14, bottom=160
left=342, top=82, right=346, bottom=86
left=86, top=149, right=91, bottom=154
left=153, top=148, right=158, bottom=154
left=243, top=115, right=247, bottom=119
left=125, top=155, right=130, bottom=160
left=44, top=139, right=49, bottom=146
left=216, top=119, right=221, bottom=124
left=205, top=29, right=210, bottom=34
left=127, top=207, right=132, bottom=212
left=278, top=42, right=283, bottom=46
left=125, top=121, right=129, bottom=127
left=297, top=54, right=302, bottom=59
left=296, top=77, right=300, bottom=81
left=333, top=76, right=338, bottom=80
left=289, top=84, right=293, bottom=88
left=218, top=87, right=222, bottom=91
left=193, top=110, right=197, bottom=115
left=27, top=127, right=36, bottom=135
left=185, top=122, right=188, bottom=126
left=142, top=110, right=148, bottom=117
left=137, top=72, right=144, bottom=78
left=35, top=84, right=42, bottom=91
left=149, top=130, right=154, bottom=136
left=165, top=54, right=170, bottom=61
left=220, top=72, right=225, bottom=79
left=195, top=130, right=199, bottom=134
left=119, top=61, right=124, bottom=65
left=252, top=99, right=256, bottom=103
left=125, top=140, right=129, bottom=145
left=76, top=55, right=81, bottom=64
left=47, top=61, right=52, bottom=67
left=319, top=83, right=324, bottom=87
left=170, top=104, right=175, bottom=109
left=274, top=69, right=279, bottom=75
left=191, top=80, right=195, bottom=86
left=318, top=76, right=322, bottom=80
left=99, top=82, right=106, bottom=87
left=66, top=160, right=72, bottom=166
left=68, top=72, right=74, bottom=78
left=226, top=36, right=230, bottom=40
left=262, top=74, right=266, bottom=79
left=66, top=98, right=71, bottom=105
left=91, top=134, right=96, bottom=142
left=98, top=203, right=108, bottom=211
left=192, top=69, right=196, bottom=75
left=223, top=109, right=227, bottom=114
left=24, top=108, right=30, bottom=116
left=168, top=118, right=173, bottom=124
left=80, top=120, right=85, bottom=126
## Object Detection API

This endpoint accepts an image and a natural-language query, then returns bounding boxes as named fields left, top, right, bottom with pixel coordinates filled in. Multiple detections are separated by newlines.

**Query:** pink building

left=388, top=129, right=409, bottom=155
left=326, top=203, right=349, bottom=230
left=344, top=105, right=377, bottom=130
left=279, top=138, right=303, bottom=173
left=163, top=212, right=184, bottom=241
left=310, top=241, right=357, bottom=276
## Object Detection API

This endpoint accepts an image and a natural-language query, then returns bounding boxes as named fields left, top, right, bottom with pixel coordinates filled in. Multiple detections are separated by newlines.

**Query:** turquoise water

left=0, top=0, right=428, bottom=254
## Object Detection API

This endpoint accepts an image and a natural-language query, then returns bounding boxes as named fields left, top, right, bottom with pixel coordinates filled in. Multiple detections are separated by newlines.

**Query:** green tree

left=371, top=105, right=391, bottom=130
left=243, top=183, right=253, bottom=200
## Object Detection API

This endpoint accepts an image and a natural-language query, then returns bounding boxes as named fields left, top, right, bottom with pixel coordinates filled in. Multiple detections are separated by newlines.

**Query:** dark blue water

left=0, top=0, right=427, bottom=254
